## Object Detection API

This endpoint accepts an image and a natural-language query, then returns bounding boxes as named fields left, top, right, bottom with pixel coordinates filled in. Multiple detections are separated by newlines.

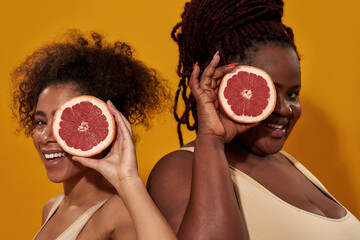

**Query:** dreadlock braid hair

left=172, top=0, right=298, bottom=146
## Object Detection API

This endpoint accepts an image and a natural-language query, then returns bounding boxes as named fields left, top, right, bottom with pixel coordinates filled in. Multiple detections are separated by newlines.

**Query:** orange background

left=1, top=0, right=359, bottom=238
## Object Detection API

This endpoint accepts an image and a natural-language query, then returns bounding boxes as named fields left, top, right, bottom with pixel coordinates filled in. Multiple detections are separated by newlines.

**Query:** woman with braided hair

left=147, top=0, right=360, bottom=239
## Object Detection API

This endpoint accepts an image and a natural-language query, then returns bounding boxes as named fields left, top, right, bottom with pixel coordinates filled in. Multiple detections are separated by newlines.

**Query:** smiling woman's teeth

left=263, top=123, right=284, bottom=130
left=44, top=152, right=67, bottom=160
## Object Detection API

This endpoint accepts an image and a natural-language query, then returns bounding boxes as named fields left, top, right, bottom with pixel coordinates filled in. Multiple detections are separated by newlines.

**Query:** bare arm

left=73, top=101, right=176, bottom=240
left=178, top=135, right=248, bottom=239
left=147, top=149, right=194, bottom=233
left=149, top=55, right=254, bottom=239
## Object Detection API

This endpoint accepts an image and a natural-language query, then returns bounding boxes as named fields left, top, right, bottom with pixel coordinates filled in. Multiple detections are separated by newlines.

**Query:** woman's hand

left=74, top=101, right=177, bottom=240
left=72, top=100, right=139, bottom=191
left=190, top=54, right=257, bottom=142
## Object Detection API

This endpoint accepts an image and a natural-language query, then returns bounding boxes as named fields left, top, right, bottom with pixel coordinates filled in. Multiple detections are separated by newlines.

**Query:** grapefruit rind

left=52, top=95, right=116, bottom=157
left=218, top=66, right=276, bottom=123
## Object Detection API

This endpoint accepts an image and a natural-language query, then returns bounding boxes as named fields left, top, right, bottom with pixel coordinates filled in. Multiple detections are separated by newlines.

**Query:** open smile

left=41, top=150, right=69, bottom=168
left=262, top=122, right=285, bottom=130
left=261, top=118, right=289, bottom=138
left=44, top=152, right=67, bottom=160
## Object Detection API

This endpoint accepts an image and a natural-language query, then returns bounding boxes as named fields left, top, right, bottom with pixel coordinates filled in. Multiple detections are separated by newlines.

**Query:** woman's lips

left=42, top=151, right=68, bottom=168
left=261, top=121, right=287, bottom=138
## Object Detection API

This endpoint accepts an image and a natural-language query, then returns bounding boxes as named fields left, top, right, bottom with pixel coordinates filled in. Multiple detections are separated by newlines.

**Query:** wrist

left=196, top=132, right=226, bottom=143
left=115, top=175, right=143, bottom=196
left=195, top=133, right=225, bottom=150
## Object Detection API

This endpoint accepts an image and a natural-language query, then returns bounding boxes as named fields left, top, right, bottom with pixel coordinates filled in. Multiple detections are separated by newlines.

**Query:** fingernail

left=193, top=61, right=198, bottom=69
left=108, top=100, right=116, bottom=109
left=228, top=62, right=239, bottom=67
left=212, top=51, right=219, bottom=60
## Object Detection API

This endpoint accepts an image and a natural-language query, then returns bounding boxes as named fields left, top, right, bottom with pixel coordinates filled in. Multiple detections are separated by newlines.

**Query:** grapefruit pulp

left=52, top=95, right=116, bottom=157
left=218, top=66, right=276, bottom=123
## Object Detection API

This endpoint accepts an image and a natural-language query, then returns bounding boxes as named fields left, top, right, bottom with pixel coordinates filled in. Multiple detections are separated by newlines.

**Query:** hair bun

left=236, top=0, right=284, bottom=24
left=259, top=0, right=284, bottom=22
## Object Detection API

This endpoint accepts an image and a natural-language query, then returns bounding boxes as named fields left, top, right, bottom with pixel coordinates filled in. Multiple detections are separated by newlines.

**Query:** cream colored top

left=33, top=194, right=108, bottom=240
left=181, top=147, right=360, bottom=239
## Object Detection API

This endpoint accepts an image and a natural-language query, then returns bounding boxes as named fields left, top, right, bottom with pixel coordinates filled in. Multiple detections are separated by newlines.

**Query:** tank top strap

left=45, top=194, right=65, bottom=223
left=33, top=195, right=108, bottom=240
left=33, top=193, right=65, bottom=240
left=56, top=198, right=108, bottom=240
left=280, top=151, right=335, bottom=200
left=178, top=146, right=195, bottom=152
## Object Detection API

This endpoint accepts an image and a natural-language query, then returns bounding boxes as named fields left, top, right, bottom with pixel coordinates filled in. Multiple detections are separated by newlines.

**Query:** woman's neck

left=62, top=169, right=115, bottom=207
left=225, top=138, right=275, bottom=166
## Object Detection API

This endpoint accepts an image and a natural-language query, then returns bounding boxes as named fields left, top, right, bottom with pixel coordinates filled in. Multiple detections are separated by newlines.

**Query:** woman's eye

left=35, top=120, right=47, bottom=126
left=288, top=92, right=299, bottom=100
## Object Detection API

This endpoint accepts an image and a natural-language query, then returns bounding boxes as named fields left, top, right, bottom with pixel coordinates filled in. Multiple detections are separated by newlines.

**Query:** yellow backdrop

left=1, top=0, right=359, bottom=238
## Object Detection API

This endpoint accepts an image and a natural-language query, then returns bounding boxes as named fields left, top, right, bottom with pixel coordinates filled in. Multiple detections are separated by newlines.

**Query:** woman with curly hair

left=147, top=0, right=360, bottom=239
left=11, top=30, right=176, bottom=240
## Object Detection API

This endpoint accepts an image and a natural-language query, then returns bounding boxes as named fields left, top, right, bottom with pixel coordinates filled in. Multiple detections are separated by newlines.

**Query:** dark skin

left=147, top=44, right=347, bottom=239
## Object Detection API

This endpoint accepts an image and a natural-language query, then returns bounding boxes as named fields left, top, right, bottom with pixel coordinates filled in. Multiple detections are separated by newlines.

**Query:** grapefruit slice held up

left=218, top=66, right=276, bottom=123
left=53, top=95, right=116, bottom=157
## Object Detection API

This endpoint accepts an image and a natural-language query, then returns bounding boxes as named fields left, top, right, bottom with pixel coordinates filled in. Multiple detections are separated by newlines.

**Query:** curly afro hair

left=11, top=30, right=170, bottom=137
left=172, top=0, right=299, bottom=146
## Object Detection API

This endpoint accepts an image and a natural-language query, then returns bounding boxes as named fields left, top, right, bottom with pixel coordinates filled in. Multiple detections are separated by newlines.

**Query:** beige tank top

left=181, top=147, right=360, bottom=239
left=33, top=194, right=108, bottom=240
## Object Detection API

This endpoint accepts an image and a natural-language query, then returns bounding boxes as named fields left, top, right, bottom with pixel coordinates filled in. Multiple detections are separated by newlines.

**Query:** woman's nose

left=274, top=95, right=292, bottom=116
left=40, top=123, right=55, bottom=144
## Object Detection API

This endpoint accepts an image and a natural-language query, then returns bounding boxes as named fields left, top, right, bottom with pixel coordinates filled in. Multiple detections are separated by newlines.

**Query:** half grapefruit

left=218, top=66, right=276, bottom=123
left=52, top=95, right=116, bottom=157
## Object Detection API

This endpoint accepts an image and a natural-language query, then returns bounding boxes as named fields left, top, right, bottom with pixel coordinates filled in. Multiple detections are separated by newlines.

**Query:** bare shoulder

left=41, top=194, right=63, bottom=224
left=81, top=194, right=136, bottom=239
left=147, top=146, right=194, bottom=192
left=147, top=143, right=194, bottom=232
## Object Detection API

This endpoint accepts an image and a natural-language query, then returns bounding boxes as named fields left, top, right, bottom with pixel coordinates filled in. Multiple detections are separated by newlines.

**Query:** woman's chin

left=249, top=139, right=286, bottom=156
left=46, top=174, right=65, bottom=183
